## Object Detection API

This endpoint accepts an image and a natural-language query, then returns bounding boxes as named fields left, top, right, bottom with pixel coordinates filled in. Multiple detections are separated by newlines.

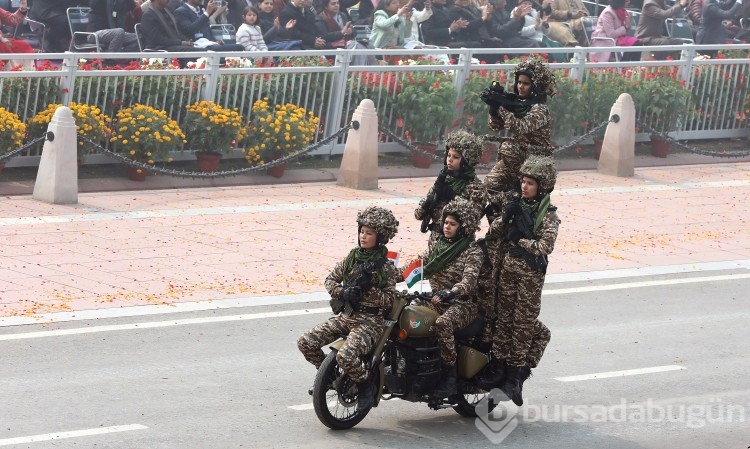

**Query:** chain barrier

left=636, top=120, right=750, bottom=159
left=552, top=118, right=614, bottom=155
left=0, top=135, right=49, bottom=164
left=75, top=123, right=354, bottom=179
left=378, top=126, right=444, bottom=160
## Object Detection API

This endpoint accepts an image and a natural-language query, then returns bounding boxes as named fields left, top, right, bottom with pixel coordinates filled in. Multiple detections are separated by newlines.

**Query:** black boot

left=501, top=365, right=531, bottom=406
left=478, top=358, right=507, bottom=388
left=433, top=363, right=457, bottom=398
left=356, top=377, right=376, bottom=411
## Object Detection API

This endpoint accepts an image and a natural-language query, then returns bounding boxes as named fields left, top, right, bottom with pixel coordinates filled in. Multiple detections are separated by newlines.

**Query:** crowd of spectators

left=1, top=0, right=748, bottom=68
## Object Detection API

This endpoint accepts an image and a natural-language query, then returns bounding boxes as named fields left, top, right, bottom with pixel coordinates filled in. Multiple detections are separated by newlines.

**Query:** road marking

left=0, top=424, right=147, bottom=446
left=2, top=266, right=749, bottom=328
left=0, top=308, right=330, bottom=341
left=554, top=365, right=687, bottom=382
left=289, top=403, right=315, bottom=411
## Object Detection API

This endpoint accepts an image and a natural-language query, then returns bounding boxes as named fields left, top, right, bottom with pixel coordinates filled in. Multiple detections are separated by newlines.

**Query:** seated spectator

left=279, top=0, right=326, bottom=49
left=140, top=0, right=183, bottom=13
left=421, top=0, right=476, bottom=47
left=174, top=0, right=246, bottom=50
left=257, top=0, right=303, bottom=49
left=487, top=0, right=541, bottom=48
left=451, top=0, right=503, bottom=47
left=734, top=1, right=750, bottom=40
left=545, top=0, right=588, bottom=46
left=124, top=0, right=144, bottom=32
left=1, top=0, right=34, bottom=70
left=28, top=0, right=88, bottom=53
left=688, top=0, right=704, bottom=27
left=88, top=0, right=140, bottom=52
left=237, top=6, right=269, bottom=50
left=403, top=0, right=434, bottom=48
left=141, top=0, right=209, bottom=63
left=635, top=0, right=690, bottom=46
left=316, top=0, right=378, bottom=63
left=341, top=0, right=375, bottom=25
left=697, top=0, right=742, bottom=51
left=370, top=0, right=413, bottom=48
left=513, top=0, right=567, bottom=60
left=228, top=0, right=256, bottom=29
left=590, top=0, right=642, bottom=61
left=207, top=0, right=230, bottom=24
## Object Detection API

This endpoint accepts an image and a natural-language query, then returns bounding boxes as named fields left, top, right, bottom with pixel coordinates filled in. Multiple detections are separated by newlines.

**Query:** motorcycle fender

left=328, top=338, right=346, bottom=351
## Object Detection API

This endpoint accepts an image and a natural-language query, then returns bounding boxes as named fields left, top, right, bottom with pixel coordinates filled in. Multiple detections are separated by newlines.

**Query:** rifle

left=508, top=205, right=548, bottom=272
left=420, top=168, right=455, bottom=233
left=330, top=258, right=388, bottom=315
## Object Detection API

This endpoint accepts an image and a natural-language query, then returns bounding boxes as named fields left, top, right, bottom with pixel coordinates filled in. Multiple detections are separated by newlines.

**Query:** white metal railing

left=1, top=44, right=749, bottom=168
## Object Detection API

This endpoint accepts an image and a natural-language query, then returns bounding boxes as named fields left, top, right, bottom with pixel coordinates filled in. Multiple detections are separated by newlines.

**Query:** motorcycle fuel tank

left=399, top=305, right=439, bottom=338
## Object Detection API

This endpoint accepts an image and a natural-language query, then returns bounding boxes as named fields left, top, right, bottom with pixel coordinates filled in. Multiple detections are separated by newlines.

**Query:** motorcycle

left=310, top=291, right=499, bottom=429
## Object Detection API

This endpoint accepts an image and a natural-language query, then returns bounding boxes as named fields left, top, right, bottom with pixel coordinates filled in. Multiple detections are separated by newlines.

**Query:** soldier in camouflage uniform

left=297, top=206, right=400, bottom=411
left=484, top=156, right=560, bottom=406
left=403, top=197, right=483, bottom=397
left=415, top=130, right=488, bottom=244
left=484, top=58, right=557, bottom=194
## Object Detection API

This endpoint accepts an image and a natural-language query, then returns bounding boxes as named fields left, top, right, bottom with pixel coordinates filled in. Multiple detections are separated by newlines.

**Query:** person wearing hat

left=402, top=197, right=483, bottom=398
left=483, top=57, right=557, bottom=195
left=415, top=129, right=488, bottom=244
left=297, top=206, right=401, bottom=411
left=481, top=155, right=559, bottom=407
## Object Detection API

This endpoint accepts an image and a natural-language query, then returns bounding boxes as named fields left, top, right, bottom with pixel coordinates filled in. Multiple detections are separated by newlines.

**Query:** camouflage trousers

left=484, top=141, right=554, bottom=193
left=492, top=255, right=549, bottom=367
left=297, top=313, right=383, bottom=382
left=421, top=300, right=478, bottom=366
left=475, top=239, right=504, bottom=343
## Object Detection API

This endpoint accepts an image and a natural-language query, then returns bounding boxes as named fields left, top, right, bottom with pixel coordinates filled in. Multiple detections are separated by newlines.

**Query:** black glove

left=484, top=203, right=501, bottom=224
left=436, top=290, right=455, bottom=303
left=422, top=193, right=437, bottom=212
left=502, top=197, right=521, bottom=222
left=506, top=225, right=524, bottom=244
left=433, top=177, right=452, bottom=201
left=342, top=286, right=363, bottom=305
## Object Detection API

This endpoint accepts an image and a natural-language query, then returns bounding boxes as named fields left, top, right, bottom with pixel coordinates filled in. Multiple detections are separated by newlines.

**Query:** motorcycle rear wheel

left=312, top=350, right=371, bottom=429
left=452, top=382, right=497, bottom=417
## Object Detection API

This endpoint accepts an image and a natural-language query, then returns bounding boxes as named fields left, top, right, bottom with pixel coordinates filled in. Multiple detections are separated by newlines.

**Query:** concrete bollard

left=337, top=99, right=378, bottom=190
left=33, top=106, right=78, bottom=204
left=597, top=93, right=635, bottom=178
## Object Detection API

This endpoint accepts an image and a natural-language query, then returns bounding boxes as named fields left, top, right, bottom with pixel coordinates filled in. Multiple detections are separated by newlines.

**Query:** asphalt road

left=1, top=270, right=749, bottom=449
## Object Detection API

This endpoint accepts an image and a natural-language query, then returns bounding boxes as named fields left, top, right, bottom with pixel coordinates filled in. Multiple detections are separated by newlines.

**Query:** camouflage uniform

left=407, top=197, right=484, bottom=365
left=415, top=130, right=488, bottom=244
left=484, top=58, right=558, bottom=193
left=492, top=156, right=560, bottom=368
left=297, top=207, right=400, bottom=383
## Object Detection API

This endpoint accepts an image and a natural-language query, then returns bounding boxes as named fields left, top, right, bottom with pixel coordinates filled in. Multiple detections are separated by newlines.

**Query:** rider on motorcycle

left=481, top=155, right=559, bottom=406
left=414, top=129, right=488, bottom=242
left=404, top=196, right=483, bottom=398
left=297, top=206, right=401, bottom=411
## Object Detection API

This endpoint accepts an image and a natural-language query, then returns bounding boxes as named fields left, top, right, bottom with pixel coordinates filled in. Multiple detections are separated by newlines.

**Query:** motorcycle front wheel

left=312, top=350, right=371, bottom=429
left=452, top=382, right=497, bottom=417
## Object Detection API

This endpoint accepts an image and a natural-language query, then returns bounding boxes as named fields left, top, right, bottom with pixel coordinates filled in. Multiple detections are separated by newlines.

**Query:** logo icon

left=475, top=388, right=519, bottom=444
left=409, top=318, right=420, bottom=329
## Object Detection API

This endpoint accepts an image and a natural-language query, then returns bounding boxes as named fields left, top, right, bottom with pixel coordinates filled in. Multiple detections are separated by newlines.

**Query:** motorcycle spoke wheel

left=452, top=382, right=496, bottom=417
left=312, top=351, right=371, bottom=429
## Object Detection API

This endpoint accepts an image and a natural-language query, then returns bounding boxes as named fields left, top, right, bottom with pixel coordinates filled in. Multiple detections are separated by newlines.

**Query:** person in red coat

left=1, top=0, right=34, bottom=70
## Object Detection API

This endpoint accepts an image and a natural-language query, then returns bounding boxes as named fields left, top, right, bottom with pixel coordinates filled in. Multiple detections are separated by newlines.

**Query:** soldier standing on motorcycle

left=482, top=57, right=557, bottom=194
left=404, top=197, right=483, bottom=398
left=414, top=130, right=488, bottom=243
left=297, top=206, right=401, bottom=411
left=481, top=156, right=559, bottom=406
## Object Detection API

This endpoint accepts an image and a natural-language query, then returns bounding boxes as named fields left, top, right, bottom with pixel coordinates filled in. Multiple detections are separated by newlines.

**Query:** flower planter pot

left=594, top=138, right=604, bottom=160
left=196, top=151, right=223, bottom=172
left=649, top=135, right=670, bottom=158
left=480, top=142, right=497, bottom=165
left=127, top=164, right=147, bottom=181
left=266, top=162, right=287, bottom=178
left=411, top=143, right=437, bottom=169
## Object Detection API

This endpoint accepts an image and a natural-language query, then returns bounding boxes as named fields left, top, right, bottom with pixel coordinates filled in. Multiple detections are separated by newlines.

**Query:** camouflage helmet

left=441, top=197, right=480, bottom=236
left=444, top=129, right=484, bottom=168
left=513, top=57, right=557, bottom=98
left=357, top=206, right=399, bottom=245
left=520, top=155, right=558, bottom=193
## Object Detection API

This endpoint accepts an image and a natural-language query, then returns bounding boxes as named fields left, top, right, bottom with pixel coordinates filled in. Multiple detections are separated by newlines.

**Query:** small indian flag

left=402, top=259, right=423, bottom=288
left=387, top=250, right=400, bottom=267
